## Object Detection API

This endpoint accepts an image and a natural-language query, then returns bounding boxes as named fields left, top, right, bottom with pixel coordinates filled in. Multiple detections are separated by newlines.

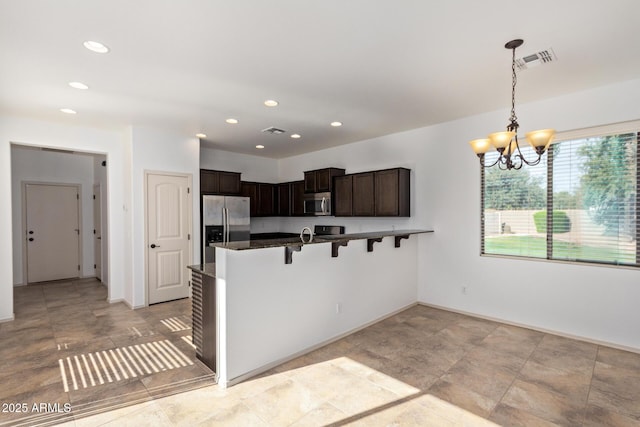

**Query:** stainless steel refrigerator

left=202, top=195, right=250, bottom=263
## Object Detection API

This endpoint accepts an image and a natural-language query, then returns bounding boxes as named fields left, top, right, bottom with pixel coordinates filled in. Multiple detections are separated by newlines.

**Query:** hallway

left=0, top=279, right=215, bottom=426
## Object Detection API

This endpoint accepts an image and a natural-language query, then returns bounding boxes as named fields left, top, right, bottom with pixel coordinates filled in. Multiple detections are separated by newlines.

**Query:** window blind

left=480, top=129, right=639, bottom=268
left=482, top=147, right=547, bottom=258
left=550, top=133, right=638, bottom=266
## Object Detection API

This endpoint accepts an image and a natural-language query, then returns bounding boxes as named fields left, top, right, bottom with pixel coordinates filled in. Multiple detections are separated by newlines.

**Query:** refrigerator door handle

left=225, top=207, right=230, bottom=243
left=222, top=207, right=226, bottom=243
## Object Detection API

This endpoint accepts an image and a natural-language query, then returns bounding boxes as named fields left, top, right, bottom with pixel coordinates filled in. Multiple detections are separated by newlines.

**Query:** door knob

left=150, top=244, right=160, bottom=248
left=28, top=238, right=34, bottom=242
left=28, top=230, right=34, bottom=235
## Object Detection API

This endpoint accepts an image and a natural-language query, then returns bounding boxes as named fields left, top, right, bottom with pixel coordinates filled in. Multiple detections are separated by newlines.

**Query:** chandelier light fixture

left=469, top=39, right=555, bottom=170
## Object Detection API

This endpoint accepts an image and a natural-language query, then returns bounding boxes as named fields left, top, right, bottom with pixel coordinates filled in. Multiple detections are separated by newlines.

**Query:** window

left=481, top=123, right=639, bottom=267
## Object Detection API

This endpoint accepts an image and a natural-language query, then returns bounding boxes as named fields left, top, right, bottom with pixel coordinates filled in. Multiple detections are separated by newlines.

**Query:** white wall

left=130, top=126, right=200, bottom=307
left=0, top=115, right=129, bottom=321
left=10, top=146, right=97, bottom=284
left=216, top=236, right=419, bottom=385
left=200, top=147, right=279, bottom=182
left=275, top=78, right=640, bottom=351
left=420, top=78, right=640, bottom=351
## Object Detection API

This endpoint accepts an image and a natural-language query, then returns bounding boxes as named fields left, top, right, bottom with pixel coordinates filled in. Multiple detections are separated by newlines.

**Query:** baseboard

left=221, top=301, right=419, bottom=388
left=122, top=299, right=146, bottom=310
left=418, top=302, right=640, bottom=355
left=13, top=282, right=25, bottom=287
left=0, top=314, right=16, bottom=323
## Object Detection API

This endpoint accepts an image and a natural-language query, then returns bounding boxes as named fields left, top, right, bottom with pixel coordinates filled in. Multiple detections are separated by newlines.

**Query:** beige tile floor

left=1, top=280, right=640, bottom=426
left=0, top=279, right=215, bottom=427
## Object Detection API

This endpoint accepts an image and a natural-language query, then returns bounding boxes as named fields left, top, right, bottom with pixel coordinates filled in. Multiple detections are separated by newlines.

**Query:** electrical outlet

left=336, top=303, right=342, bottom=314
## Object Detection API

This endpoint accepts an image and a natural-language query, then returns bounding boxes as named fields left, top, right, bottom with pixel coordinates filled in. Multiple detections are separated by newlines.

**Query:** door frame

left=144, top=170, right=193, bottom=306
left=93, top=183, right=103, bottom=282
left=21, top=181, right=83, bottom=284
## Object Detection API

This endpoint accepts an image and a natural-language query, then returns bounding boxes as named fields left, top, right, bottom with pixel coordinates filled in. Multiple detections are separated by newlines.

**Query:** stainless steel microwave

left=303, top=192, right=331, bottom=216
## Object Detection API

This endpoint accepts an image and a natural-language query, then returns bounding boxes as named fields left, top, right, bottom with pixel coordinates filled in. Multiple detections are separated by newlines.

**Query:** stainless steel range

left=313, top=225, right=345, bottom=236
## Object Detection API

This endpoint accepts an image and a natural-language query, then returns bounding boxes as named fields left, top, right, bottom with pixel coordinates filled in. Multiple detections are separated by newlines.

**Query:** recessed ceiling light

left=60, top=108, right=77, bottom=114
left=69, top=81, right=89, bottom=90
left=196, top=133, right=207, bottom=138
left=226, top=118, right=239, bottom=124
left=256, top=145, right=265, bottom=149
left=83, top=40, right=110, bottom=54
left=291, top=134, right=301, bottom=139
left=264, top=99, right=279, bottom=107
left=330, top=121, right=343, bottom=127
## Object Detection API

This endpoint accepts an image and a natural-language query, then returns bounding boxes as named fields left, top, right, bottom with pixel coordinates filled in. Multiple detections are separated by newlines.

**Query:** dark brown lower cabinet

left=191, top=270, right=216, bottom=373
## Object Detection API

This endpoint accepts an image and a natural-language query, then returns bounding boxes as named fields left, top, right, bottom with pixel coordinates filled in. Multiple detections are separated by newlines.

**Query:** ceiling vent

left=261, top=126, right=286, bottom=135
left=515, top=48, right=557, bottom=70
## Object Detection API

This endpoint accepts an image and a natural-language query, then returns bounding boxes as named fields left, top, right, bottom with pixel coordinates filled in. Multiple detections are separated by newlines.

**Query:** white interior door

left=26, top=183, right=80, bottom=283
left=93, top=184, right=102, bottom=281
left=147, top=172, right=191, bottom=304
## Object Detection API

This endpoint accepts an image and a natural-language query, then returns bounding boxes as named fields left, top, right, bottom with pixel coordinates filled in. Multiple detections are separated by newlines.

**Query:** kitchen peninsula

left=189, top=229, right=432, bottom=387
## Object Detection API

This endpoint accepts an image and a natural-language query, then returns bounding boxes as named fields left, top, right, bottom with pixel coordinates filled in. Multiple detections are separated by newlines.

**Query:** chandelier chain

left=468, top=38, right=555, bottom=170
left=510, top=46, right=518, bottom=126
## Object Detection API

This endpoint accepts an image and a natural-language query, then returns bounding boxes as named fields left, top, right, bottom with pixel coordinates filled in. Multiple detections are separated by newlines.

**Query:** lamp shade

left=525, top=129, right=555, bottom=150
left=469, top=138, right=491, bottom=154
left=488, top=131, right=515, bottom=150
left=503, top=139, right=517, bottom=156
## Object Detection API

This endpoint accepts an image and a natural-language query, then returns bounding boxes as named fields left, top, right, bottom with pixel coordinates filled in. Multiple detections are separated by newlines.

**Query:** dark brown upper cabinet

left=240, top=181, right=259, bottom=217
left=200, top=169, right=241, bottom=195
left=333, top=175, right=353, bottom=216
left=291, top=181, right=305, bottom=216
left=276, top=183, right=290, bottom=216
left=304, top=168, right=345, bottom=193
left=353, top=172, right=375, bottom=216
left=333, top=168, right=410, bottom=217
left=258, top=183, right=275, bottom=216
left=375, top=168, right=410, bottom=216
left=240, top=181, right=276, bottom=217
left=277, top=181, right=305, bottom=217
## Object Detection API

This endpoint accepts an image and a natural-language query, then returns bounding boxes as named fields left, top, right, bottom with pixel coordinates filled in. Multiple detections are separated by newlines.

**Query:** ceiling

left=1, top=1, right=639, bottom=159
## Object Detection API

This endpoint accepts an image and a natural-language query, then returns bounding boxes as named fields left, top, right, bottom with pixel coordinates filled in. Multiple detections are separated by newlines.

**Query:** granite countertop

left=187, top=263, right=216, bottom=278
left=209, top=229, right=433, bottom=251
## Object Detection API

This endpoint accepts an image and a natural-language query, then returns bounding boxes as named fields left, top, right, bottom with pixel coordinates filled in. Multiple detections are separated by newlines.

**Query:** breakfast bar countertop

left=208, top=229, right=433, bottom=251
